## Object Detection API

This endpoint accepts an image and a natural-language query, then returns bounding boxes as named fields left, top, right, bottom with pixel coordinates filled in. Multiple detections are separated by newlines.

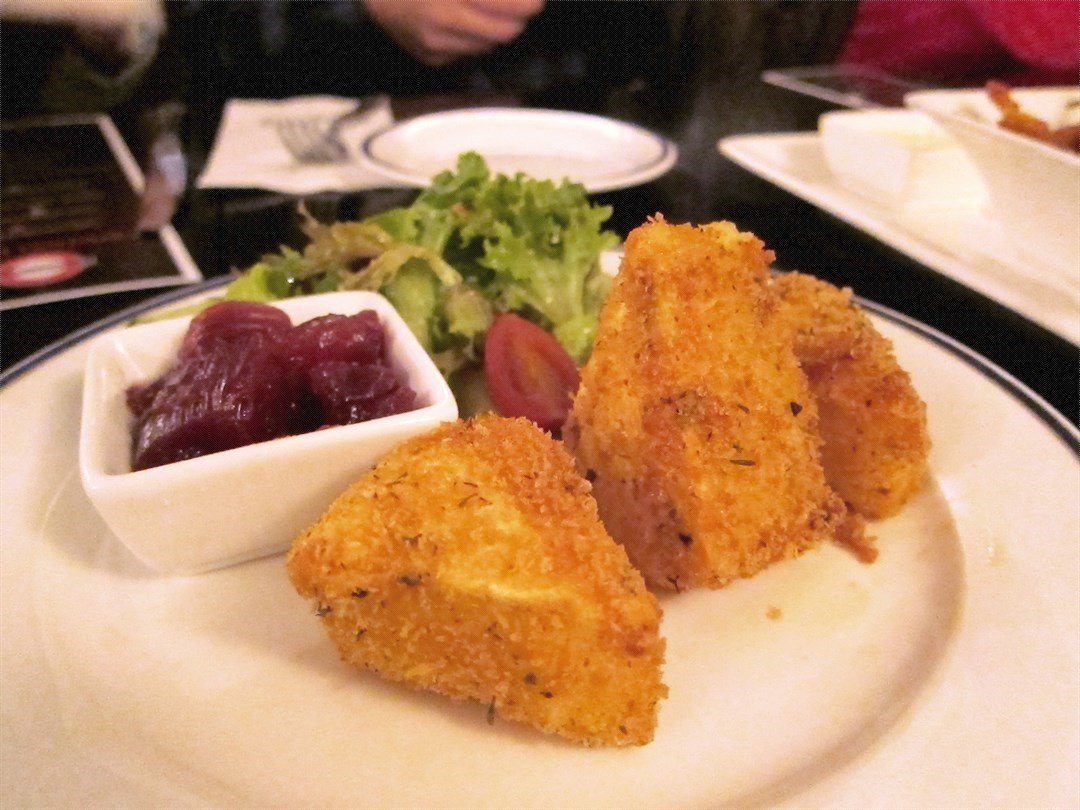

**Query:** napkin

left=196, top=95, right=403, bottom=194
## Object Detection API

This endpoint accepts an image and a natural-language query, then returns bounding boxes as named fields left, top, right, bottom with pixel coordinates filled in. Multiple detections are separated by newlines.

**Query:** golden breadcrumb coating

left=768, top=272, right=931, bottom=520
left=286, top=414, right=666, bottom=747
left=563, top=217, right=850, bottom=591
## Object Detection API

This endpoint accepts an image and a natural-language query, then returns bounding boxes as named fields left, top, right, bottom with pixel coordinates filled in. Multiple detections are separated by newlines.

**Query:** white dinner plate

left=362, top=108, right=678, bottom=193
left=1, top=283, right=1077, bottom=808
left=719, top=132, right=1080, bottom=345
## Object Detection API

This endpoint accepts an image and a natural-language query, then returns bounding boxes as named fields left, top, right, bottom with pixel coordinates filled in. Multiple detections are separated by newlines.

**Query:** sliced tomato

left=484, top=313, right=580, bottom=433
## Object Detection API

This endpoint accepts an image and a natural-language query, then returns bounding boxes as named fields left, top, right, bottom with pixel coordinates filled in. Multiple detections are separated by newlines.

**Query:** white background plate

left=363, top=108, right=678, bottom=193
left=1, top=292, right=1077, bottom=807
left=719, top=132, right=1080, bottom=345
left=904, top=87, right=1080, bottom=284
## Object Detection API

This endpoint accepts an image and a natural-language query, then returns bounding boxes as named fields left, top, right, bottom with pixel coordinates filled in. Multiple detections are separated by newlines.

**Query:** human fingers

left=458, top=0, right=545, bottom=37
left=451, top=0, right=545, bottom=46
left=421, top=0, right=544, bottom=62
left=364, top=0, right=542, bottom=66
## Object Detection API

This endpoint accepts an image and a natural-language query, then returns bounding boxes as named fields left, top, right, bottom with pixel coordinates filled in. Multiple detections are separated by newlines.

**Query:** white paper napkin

left=196, top=95, right=403, bottom=194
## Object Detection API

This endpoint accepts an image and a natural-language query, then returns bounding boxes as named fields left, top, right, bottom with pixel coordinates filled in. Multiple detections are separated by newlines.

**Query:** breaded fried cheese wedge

left=768, top=272, right=930, bottom=519
left=286, top=414, right=666, bottom=747
left=564, top=217, right=850, bottom=591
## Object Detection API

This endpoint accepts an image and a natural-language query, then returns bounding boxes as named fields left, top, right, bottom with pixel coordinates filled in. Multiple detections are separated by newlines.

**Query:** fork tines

left=273, top=116, right=348, bottom=164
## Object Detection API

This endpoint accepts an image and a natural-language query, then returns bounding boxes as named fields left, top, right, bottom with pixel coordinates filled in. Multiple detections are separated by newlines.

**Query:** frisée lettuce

left=367, top=151, right=619, bottom=363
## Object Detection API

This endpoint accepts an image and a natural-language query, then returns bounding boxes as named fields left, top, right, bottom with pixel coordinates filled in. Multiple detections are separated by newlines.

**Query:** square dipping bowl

left=79, top=291, right=458, bottom=576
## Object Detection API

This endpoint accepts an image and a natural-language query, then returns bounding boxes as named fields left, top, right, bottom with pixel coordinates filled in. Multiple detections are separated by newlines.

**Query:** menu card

left=0, top=114, right=200, bottom=310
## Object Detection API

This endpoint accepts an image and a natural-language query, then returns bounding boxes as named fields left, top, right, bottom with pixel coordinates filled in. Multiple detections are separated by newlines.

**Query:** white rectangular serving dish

left=905, top=86, right=1080, bottom=288
left=79, top=291, right=458, bottom=575
left=818, top=108, right=987, bottom=212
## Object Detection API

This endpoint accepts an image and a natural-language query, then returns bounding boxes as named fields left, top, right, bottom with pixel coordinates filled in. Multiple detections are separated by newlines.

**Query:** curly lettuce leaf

left=370, top=152, right=618, bottom=362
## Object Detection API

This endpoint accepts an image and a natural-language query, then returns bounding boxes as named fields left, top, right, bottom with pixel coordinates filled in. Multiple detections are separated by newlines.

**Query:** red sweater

left=838, top=0, right=1079, bottom=84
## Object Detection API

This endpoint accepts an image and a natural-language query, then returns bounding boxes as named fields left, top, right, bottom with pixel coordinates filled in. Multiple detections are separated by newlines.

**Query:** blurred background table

left=2, top=95, right=1076, bottom=424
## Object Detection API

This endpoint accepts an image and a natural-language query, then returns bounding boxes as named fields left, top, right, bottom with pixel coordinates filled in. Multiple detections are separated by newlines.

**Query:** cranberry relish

left=126, top=301, right=418, bottom=471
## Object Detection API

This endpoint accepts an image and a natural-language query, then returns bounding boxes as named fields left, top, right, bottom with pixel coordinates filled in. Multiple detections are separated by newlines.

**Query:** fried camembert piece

left=768, top=272, right=930, bottom=520
left=564, top=218, right=852, bottom=591
left=286, top=414, right=666, bottom=747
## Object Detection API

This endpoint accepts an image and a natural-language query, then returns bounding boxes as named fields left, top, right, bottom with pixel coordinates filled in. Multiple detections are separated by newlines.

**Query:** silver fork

left=272, top=100, right=374, bottom=164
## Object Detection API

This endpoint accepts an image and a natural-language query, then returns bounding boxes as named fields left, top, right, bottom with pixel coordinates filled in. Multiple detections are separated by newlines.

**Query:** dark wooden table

left=2, top=105, right=1077, bottom=424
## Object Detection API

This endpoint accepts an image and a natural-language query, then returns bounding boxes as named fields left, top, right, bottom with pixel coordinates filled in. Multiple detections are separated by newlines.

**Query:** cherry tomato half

left=483, top=313, right=580, bottom=434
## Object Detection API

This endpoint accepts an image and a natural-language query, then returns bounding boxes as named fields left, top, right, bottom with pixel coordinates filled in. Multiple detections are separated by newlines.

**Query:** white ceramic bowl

left=79, top=291, right=458, bottom=576
left=905, top=86, right=1080, bottom=286
left=818, top=108, right=987, bottom=211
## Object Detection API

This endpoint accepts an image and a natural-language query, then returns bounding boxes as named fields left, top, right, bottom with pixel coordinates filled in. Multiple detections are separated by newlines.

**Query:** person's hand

left=363, top=0, right=545, bottom=67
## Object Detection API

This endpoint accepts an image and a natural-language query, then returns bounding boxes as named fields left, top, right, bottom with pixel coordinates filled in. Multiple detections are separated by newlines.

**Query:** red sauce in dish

left=126, top=301, right=417, bottom=470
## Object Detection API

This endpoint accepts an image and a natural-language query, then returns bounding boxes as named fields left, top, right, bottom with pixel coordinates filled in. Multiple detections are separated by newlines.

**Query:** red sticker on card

left=0, top=252, right=94, bottom=288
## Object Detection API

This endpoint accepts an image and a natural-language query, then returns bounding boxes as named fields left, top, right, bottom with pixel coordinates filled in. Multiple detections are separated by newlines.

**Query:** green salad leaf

left=368, top=151, right=619, bottom=363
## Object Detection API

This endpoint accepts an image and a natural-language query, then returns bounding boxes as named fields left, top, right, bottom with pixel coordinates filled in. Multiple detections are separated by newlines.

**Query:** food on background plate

left=128, top=300, right=416, bottom=470
left=986, top=80, right=1080, bottom=153
left=287, top=414, right=666, bottom=747
left=769, top=272, right=930, bottom=522
left=563, top=218, right=857, bottom=591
